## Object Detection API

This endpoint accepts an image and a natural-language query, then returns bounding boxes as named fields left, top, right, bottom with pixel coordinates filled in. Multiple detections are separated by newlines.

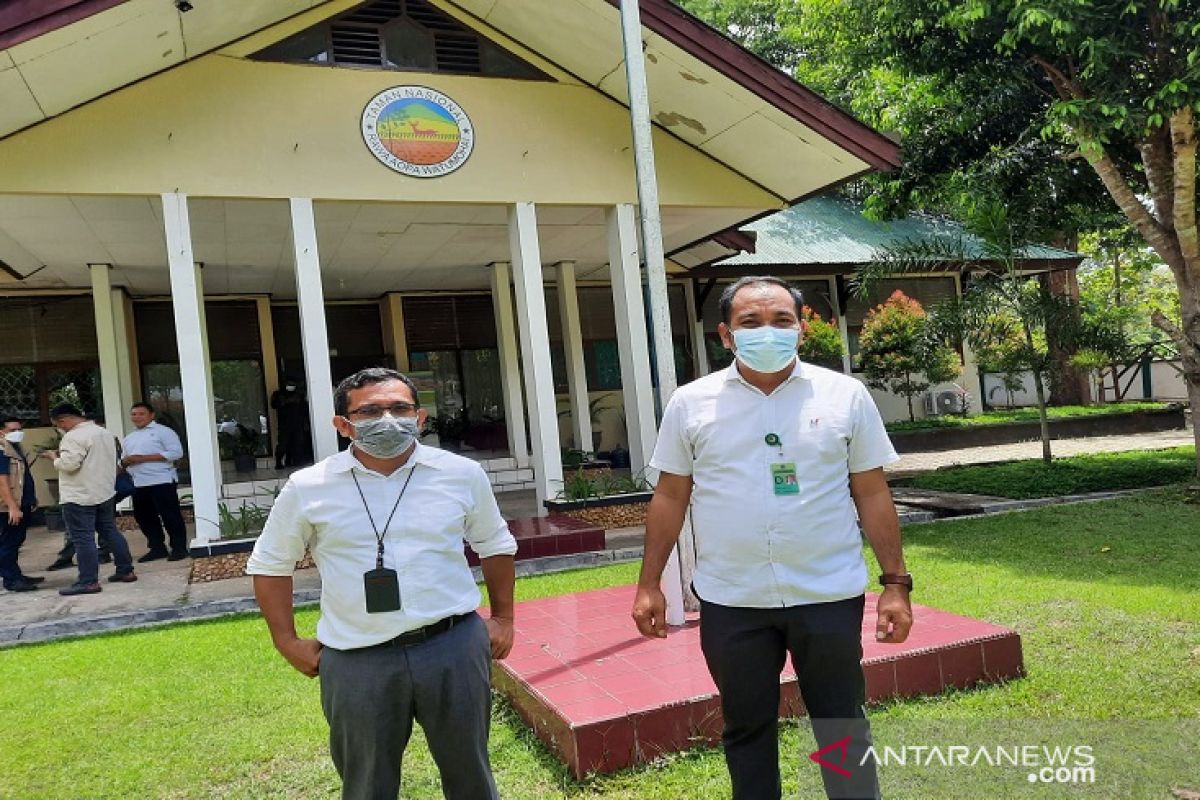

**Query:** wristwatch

left=879, top=572, right=913, bottom=591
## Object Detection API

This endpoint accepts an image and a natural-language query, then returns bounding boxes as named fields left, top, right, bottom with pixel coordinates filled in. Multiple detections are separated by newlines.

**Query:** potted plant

left=544, top=468, right=654, bottom=528
left=220, top=424, right=261, bottom=473
left=425, top=413, right=466, bottom=450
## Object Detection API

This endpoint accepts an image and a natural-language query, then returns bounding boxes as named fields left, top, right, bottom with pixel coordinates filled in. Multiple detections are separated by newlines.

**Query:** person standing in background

left=122, top=402, right=188, bottom=562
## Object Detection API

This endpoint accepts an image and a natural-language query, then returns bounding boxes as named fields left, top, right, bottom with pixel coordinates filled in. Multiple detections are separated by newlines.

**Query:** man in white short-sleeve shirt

left=632, top=277, right=913, bottom=800
left=248, top=368, right=517, bottom=800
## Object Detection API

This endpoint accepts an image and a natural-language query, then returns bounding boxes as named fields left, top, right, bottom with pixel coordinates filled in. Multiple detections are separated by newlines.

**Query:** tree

left=856, top=290, right=961, bottom=421
left=797, top=305, right=845, bottom=370
left=857, top=199, right=1083, bottom=463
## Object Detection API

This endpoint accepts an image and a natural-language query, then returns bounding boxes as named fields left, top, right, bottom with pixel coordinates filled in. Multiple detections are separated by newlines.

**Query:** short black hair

left=1, top=416, right=22, bottom=427
left=334, top=368, right=421, bottom=416
left=49, top=403, right=84, bottom=420
left=718, top=276, right=804, bottom=324
left=131, top=402, right=155, bottom=414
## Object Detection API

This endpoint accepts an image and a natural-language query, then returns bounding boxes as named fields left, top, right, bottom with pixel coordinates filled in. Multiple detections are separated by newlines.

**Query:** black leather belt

left=367, top=612, right=474, bottom=650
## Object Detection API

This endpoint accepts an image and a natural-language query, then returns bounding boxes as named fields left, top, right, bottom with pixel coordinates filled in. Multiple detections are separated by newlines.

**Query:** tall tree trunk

left=1032, top=368, right=1053, bottom=465
left=1189, top=379, right=1200, bottom=480
left=1045, top=267, right=1092, bottom=406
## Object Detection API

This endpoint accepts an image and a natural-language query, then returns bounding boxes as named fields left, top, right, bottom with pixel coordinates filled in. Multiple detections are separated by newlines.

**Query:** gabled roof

left=0, top=0, right=899, bottom=205
left=694, top=196, right=1084, bottom=276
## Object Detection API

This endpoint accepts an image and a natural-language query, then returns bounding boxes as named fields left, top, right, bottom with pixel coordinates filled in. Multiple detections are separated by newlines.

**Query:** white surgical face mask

left=4, top=430, right=24, bottom=444
left=732, top=326, right=799, bottom=374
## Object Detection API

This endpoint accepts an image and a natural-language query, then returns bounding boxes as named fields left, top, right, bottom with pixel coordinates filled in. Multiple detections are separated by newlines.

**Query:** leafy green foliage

left=797, top=305, right=845, bottom=369
left=857, top=290, right=961, bottom=420
left=558, top=468, right=652, bottom=501
left=900, top=446, right=1197, bottom=498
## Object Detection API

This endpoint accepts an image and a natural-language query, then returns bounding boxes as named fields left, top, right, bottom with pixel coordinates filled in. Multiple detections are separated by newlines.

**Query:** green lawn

left=898, top=446, right=1198, bottom=498
left=2, top=490, right=1199, bottom=799
left=884, top=401, right=1170, bottom=432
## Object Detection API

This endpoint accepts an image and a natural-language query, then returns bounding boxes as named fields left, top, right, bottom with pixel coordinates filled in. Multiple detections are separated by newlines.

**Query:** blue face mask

left=732, top=326, right=799, bottom=374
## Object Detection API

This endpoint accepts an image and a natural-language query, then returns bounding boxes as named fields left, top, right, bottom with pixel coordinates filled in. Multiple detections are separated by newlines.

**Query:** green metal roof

left=714, top=196, right=1083, bottom=269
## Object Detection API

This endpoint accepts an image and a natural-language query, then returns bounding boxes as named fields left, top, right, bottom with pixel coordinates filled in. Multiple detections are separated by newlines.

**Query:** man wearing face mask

left=247, top=367, right=517, bottom=800
left=271, top=379, right=310, bottom=470
left=631, top=276, right=912, bottom=800
left=0, top=417, right=43, bottom=592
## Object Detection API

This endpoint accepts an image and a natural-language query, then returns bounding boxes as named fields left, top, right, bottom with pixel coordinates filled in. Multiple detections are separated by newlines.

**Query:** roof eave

left=608, top=0, right=901, bottom=172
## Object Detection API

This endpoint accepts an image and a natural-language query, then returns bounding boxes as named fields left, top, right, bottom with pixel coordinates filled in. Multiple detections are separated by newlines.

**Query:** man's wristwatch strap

left=879, top=572, right=913, bottom=591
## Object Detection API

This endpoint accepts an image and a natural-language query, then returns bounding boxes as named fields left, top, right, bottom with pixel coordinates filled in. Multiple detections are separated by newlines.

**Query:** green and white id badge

left=771, top=462, right=800, bottom=496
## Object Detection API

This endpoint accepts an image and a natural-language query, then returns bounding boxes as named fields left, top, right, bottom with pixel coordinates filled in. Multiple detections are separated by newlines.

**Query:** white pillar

left=606, top=204, right=658, bottom=472
left=110, top=288, right=136, bottom=423
left=508, top=205, right=563, bottom=509
left=954, top=273, right=983, bottom=415
left=490, top=263, right=530, bottom=468
left=556, top=261, right=592, bottom=451
left=256, top=297, right=280, bottom=455
left=88, top=265, right=126, bottom=434
left=830, top=276, right=853, bottom=374
left=289, top=198, right=338, bottom=461
left=683, top=279, right=708, bottom=378
left=161, top=193, right=221, bottom=546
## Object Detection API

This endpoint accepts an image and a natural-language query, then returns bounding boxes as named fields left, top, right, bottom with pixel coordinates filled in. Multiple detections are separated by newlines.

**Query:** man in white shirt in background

left=121, top=402, right=188, bottom=562
left=43, top=404, right=136, bottom=596
left=247, top=367, right=517, bottom=800
left=632, top=276, right=913, bottom=800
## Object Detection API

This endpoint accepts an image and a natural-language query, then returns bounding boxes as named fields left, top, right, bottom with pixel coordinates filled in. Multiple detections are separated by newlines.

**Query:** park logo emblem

left=361, top=86, right=474, bottom=178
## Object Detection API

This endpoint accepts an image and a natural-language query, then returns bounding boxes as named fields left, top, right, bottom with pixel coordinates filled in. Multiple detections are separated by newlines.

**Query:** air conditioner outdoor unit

left=924, top=389, right=966, bottom=416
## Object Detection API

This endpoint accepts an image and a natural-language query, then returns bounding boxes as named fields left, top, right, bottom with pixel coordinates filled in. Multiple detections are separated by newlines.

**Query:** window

left=0, top=364, right=103, bottom=424
left=252, top=0, right=549, bottom=80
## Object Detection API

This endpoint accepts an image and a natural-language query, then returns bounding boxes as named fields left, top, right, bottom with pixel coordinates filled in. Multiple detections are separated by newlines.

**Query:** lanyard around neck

left=350, top=464, right=418, bottom=570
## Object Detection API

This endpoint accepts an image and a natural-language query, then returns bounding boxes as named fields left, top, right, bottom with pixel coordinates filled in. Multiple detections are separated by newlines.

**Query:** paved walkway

left=888, top=426, right=1194, bottom=475
left=2, top=424, right=1192, bottom=645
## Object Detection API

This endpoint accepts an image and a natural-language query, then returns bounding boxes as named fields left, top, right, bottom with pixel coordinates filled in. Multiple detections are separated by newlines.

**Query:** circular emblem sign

left=361, top=86, right=474, bottom=178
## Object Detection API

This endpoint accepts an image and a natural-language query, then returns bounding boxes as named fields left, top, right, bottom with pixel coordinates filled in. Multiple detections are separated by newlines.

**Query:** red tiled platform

left=492, top=585, right=1024, bottom=778
left=465, top=515, right=605, bottom=566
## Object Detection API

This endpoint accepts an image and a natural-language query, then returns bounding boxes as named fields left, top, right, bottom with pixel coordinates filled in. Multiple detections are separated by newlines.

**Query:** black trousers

left=699, top=594, right=880, bottom=800
left=132, top=482, right=187, bottom=555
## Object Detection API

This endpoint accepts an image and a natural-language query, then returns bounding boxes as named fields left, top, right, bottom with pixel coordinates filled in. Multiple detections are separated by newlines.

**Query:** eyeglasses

left=345, top=402, right=419, bottom=421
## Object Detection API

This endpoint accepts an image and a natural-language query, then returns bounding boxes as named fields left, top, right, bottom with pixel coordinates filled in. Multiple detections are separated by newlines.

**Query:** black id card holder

left=364, top=567, right=401, bottom=613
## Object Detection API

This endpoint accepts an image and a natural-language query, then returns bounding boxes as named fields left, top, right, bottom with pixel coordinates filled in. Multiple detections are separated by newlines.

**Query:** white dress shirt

left=650, top=359, right=899, bottom=608
left=121, top=421, right=184, bottom=487
left=246, top=444, right=517, bottom=650
left=53, top=420, right=118, bottom=506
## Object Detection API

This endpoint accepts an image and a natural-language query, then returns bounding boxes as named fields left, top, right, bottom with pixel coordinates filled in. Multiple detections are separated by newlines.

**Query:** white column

left=830, top=276, right=853, bottom=374
left=954, top=273, right=983, bottom=415
left=88, top=265, right=126, bottom=434
left=110, top=288, right=136, bottom=423
left=683, top=279, right=708, bottom=377
left=490, top=263, right=530, bottom=468
left=556, top=261, right=592, bottom=451
left=508, top=205, right=563, bottom=509
left=289, top=198, right=338, bottom=461
left=256, top=297, right=280, bottom=455
left=161, top=193, right=221, bottom=546
left=606, top=204, right=658, bottom=472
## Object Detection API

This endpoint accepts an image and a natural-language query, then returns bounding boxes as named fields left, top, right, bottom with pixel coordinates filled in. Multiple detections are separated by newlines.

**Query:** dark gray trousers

left=319, top=612, right=499, bottom=800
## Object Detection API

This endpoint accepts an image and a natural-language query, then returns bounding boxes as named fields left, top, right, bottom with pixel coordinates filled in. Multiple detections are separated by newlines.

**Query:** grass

left=3, top=492, right=1200, bottom=798
left=898, top=446, right=1198, bottom=498
left=884, top=401, right=1170, bottom=432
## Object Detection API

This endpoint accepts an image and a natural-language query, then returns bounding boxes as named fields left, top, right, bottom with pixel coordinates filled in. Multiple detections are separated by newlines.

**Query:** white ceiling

left=0, top=194, right=748, bottom=298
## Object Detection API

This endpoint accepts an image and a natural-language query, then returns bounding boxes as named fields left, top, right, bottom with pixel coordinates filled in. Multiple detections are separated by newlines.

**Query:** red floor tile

left=493, top=585, right=1023, bottom=778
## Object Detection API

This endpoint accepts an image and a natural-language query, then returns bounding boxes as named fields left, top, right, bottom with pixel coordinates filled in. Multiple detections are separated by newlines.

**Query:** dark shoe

left=20, top=576, right=45, bottom=584
left=6, top=579, right=39, bottom=592
left=98, top=553, right=112, bottom=564
left=138, top=550, right=169, bottom=563
left=46, top=559, right=74, bottom=571
left=167, top=551, right=188, bottom=562
left=107, top=572, right=138, bottom=583
left=59, top=582, right=102, bottom=596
